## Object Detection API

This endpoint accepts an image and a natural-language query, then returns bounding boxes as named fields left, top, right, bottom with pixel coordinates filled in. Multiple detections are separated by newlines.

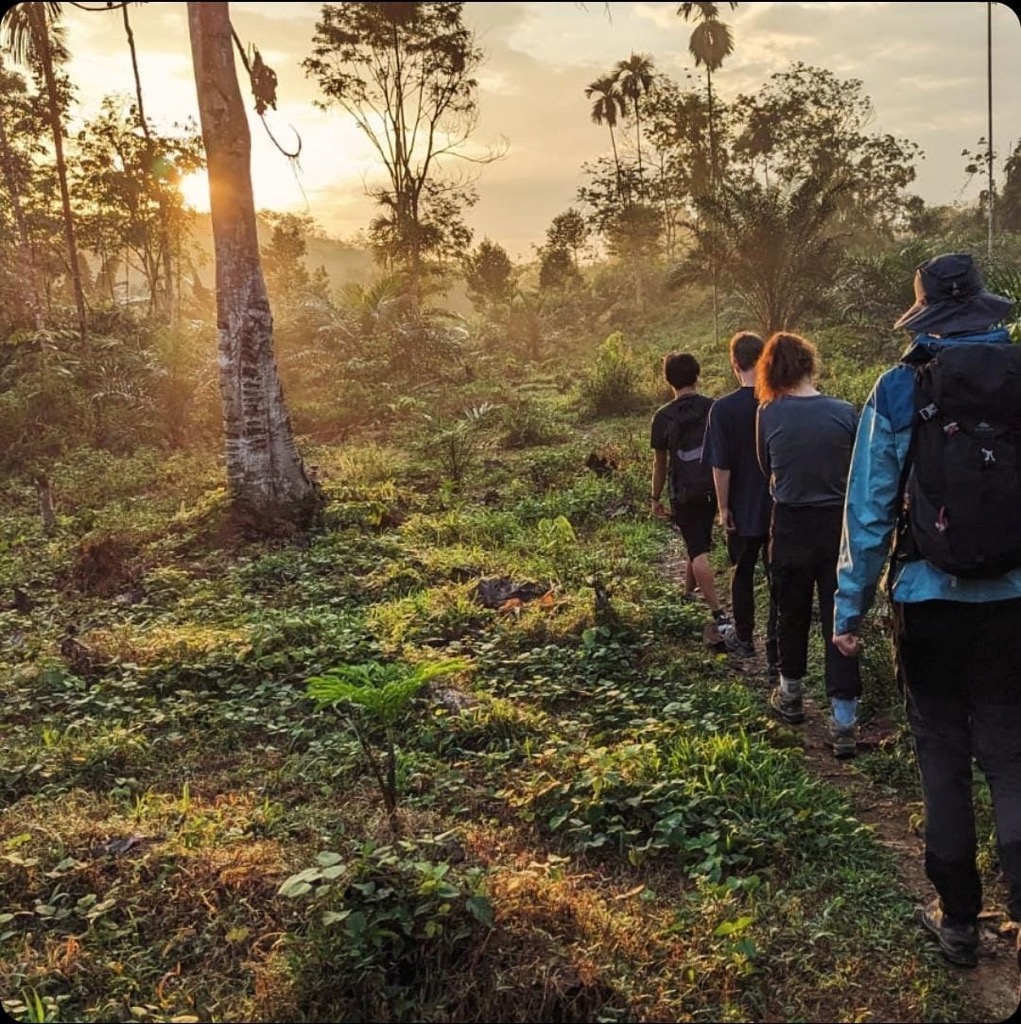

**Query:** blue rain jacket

left=834, top=327, right=1021, bottom=635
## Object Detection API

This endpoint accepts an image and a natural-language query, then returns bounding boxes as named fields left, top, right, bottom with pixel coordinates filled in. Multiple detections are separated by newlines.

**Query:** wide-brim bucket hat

left=894, top=252, right=1014, bottom=335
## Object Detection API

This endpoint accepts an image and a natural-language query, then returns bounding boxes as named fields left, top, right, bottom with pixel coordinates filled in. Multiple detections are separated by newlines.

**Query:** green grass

left=0, top=425, right=982, bottom=1024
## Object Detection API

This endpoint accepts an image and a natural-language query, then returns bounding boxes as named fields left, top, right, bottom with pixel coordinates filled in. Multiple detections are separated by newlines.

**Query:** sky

left=34, top=1, right=1021, bottom=259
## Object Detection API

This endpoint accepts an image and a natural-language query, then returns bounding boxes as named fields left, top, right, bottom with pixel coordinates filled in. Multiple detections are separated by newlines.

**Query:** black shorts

left=673, top=491, right=716, bottom=558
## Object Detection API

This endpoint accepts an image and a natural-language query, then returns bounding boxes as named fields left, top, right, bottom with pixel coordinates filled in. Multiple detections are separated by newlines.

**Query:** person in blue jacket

left=833, top=252, right=1021, bottom=971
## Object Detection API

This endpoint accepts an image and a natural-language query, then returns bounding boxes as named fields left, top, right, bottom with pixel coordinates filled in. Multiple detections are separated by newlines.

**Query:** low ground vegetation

left=2, top=306, right=1005, bottom=1021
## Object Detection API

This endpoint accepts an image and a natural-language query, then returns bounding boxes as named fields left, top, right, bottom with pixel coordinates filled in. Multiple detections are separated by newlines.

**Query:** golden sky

left=27, top=1, right=1021, bottom=258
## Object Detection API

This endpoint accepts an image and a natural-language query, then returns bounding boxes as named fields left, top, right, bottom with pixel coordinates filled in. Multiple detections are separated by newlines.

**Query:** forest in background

left=2, top=2, right=1021, bottom=1022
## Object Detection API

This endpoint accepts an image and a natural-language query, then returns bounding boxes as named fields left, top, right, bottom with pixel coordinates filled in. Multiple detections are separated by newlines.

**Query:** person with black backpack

left=650, top=352, right=731, bottom=639
left=833, top=253, right=1021, bottom=973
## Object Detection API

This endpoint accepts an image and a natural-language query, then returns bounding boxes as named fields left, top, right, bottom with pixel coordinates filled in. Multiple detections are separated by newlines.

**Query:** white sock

left=780, top=675, right=803, bottom=697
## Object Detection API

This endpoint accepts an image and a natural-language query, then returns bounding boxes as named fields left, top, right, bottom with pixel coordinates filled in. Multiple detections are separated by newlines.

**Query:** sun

left=176, top=163, right=313, bottom=215
left=178, top=170, right=211, bottom=212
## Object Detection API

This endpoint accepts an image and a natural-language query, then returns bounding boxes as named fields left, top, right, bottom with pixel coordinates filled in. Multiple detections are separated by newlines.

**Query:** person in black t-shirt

left=702, top=332, right=777, bottom=675
left=650, top=352, right=731, bottom=636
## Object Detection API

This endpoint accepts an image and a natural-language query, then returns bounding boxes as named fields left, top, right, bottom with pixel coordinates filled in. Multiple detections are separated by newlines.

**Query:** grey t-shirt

left=756, top=394, right=858, bottom=508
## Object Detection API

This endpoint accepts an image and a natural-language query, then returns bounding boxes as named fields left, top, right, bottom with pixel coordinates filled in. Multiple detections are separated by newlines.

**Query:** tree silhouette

left=585, top=73, right=626, bottom=201
left=677, top=2, right=737, bottom=188
left=614, top=52, right=655, bottom=197
left=2, top=2, right=87, bottom=342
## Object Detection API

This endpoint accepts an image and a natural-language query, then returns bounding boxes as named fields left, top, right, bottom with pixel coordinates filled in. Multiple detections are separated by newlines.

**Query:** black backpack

left=895, top=342, right=1021, bottom=579
left=664, top=394, right=714, bottom=505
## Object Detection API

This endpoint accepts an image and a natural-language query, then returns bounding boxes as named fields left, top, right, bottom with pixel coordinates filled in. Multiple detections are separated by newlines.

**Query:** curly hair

left=756, top=332, right=818, bottom=404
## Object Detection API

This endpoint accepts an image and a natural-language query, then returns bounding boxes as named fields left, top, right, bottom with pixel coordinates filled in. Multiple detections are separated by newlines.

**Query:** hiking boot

left=724, top=633, right=755, bottom=659
left=826, top=717, right=858, bottom=759
left=916, top=900, right=979, bottom=967
left=769, top=680, right=804, bottom=724
left=713, top=609, right=734, bottom=633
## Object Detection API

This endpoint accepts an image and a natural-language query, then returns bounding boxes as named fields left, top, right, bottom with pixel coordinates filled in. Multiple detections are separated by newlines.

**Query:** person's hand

left=833, top=632, right=860, bottom=658
left=719, top=507, right=735, bottom=532
left=650, top=498, right=670, bottom=520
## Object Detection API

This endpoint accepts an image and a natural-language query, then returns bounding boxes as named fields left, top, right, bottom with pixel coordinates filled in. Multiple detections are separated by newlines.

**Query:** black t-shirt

left=651, top=393, right=714, bottom=504
left=702, top=386, right=772, bottom=537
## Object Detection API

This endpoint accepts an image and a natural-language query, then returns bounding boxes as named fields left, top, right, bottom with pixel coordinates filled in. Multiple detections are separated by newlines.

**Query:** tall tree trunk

left=707, top=67, right=719, bottom=344
left=123, top=2, right=175, bottom=317
left=633, top=99, right=644, bottom=198
left=706, top=69, right=717, bottom=190
left=31, top=5, right=86, bottom=343
left=0, top=72, right=43, bottom=327
left=187, top=1, right=317, bottom=533
left=608, top=122, right=623, bottom=203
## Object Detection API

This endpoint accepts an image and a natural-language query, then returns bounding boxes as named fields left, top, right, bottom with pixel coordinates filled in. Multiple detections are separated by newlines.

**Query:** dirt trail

left=788, top=684, right=1018, bottom=1023
left=664, top=541, right=1020, bottom=1023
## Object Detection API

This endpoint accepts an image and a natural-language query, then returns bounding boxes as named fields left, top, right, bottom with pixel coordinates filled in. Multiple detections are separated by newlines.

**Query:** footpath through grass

left=0, top=431, right=978, bottom=1023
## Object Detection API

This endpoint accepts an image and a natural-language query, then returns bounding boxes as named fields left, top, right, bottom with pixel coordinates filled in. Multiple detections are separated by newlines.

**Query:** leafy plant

left=536, top=514, right=579, bottom=585
left=280, top=841, right=494, bottom=1023
left=577, top=332, right=646, bottom=418
left=422, top=403, right=498, bottom=487
left=307, top=658, right=468, bottom=832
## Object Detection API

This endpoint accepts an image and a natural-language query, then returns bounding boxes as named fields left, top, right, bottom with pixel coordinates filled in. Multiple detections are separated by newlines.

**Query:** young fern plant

left=307, top=659, right=468, bottom=834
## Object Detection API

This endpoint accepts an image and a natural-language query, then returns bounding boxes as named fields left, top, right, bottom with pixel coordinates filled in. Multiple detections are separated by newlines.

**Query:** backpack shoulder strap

left=889, top=350, right=934, bottom=575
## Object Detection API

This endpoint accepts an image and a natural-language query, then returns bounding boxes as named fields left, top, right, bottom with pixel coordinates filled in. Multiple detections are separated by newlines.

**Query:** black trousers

left=726, top=532, right=777, bottom=667
left=894, top=597, right=1021, bottom=923
left=769, top=504, right=861, bottom=699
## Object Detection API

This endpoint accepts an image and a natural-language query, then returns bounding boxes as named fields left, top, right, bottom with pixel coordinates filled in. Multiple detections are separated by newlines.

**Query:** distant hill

left=182, top=210, right=376, bottom=294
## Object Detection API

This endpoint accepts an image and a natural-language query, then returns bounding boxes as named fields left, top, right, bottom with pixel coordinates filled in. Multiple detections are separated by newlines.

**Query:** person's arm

left=703, top=403, right=734, bottom=530
left=713, top=467, right=734, bottom=531
left=650, top=448, right=670, bottom=519
left=833, top=382, right=902, bottom=650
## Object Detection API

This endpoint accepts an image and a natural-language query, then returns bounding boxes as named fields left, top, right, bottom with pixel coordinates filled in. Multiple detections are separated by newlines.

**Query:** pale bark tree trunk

left=186, top=1, right=317, bottom=532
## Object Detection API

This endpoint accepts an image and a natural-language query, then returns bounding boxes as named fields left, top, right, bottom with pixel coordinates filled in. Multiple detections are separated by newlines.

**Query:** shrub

left=576, top=332, right=647, bottom=418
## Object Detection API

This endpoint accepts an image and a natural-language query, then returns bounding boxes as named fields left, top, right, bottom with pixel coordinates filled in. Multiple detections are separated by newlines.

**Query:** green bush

left=576, top=332, right=648, bottom=418
left=282, top=841, right=493, bottom=1023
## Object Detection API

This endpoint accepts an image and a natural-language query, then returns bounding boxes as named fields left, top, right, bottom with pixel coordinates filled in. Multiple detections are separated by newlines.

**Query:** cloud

left=54, top=1, right=1021, bottom=252
left=634, top=3, right=685, bottom=33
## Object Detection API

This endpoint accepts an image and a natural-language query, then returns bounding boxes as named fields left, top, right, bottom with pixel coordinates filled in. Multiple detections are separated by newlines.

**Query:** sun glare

left=177, top=162, right=322, bottom=217
left=178, top=170, right=211, bottom=213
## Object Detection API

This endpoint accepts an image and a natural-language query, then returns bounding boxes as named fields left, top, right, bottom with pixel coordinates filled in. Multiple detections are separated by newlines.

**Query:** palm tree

left=2, top=1, right=87, bottom=342
left=677, top=2, right=737, bottom=188
left=614, top=52, right=655, bottom=196
left=682, top=175, right=848, bottom=335
left=187, top=1, right=317, bottom=531
left=677, top=2, right=737, bottom=344
left=585, top=73, right=626, bottom=200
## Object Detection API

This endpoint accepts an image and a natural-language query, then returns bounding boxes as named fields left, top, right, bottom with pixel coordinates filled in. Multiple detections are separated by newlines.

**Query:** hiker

left=650, top=352, right=731, bottom=637
left=755, top=331, right=861, bottom=756
left=833, top=252, right=1021, bottom=970
left=703, top=331, right=778, bottom=675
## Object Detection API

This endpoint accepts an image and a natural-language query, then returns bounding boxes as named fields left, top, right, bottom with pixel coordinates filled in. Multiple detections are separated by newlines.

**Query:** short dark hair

left=663, top=352, right=700, bottom=389
left=729, top=331, right=764, bottom=372
left=756, top=332, right=817, bottom=404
